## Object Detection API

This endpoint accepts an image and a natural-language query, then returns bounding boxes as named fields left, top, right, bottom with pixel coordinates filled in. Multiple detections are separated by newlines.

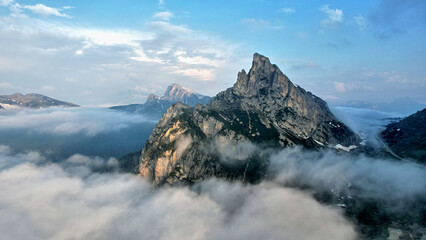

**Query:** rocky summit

left=0, top=93, right=79, bottom=109
left=110, top=83, right=211, bottom=118
left=139, top=53, right=361, bottom=186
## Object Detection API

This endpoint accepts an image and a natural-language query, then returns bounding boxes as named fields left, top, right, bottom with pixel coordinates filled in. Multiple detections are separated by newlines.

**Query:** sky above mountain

left=0, top=0, right=425, bottom=106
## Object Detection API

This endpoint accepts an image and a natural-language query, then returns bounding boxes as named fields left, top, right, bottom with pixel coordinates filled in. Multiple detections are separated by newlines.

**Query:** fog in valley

left=0, top=106, right=424, bottom=239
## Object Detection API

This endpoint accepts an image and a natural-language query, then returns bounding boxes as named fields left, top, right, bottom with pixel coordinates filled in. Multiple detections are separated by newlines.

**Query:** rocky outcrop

left=381, top=108, right=426, bottom=162
left=110, top=84, right=211, bottom=118
left=0, top=93, right=79, bottom=109
left=139, top=53, right=361, bottom=186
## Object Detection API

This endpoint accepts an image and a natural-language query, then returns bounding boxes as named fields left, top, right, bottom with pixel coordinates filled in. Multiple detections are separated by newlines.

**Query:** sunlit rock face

left=139, top=53, right=361, bottom=186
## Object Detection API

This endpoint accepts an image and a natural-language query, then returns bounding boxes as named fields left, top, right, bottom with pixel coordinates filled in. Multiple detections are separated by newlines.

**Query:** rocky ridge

left=0, top=93, right=79, bottom=109
left=110, top=84, right=211, bottom=118
left=139, top=53, right=361, bottom=186
left=381, top=108, right=426, bottom=162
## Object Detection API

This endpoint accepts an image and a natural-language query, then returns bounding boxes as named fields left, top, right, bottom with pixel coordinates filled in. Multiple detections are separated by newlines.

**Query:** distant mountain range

left=0, top=93, right=79, bottom=109
left=330, top=98, right=425, bottom=115
left=110, top=83, right=211, bottom=118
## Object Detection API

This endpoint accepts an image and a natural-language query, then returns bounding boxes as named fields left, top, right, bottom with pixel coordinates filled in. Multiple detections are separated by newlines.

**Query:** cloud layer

left=0, top=147, right=357, bottom=240
left=0, top=10, right=241, bottom=105
left=0, top=108, right=156, bottom=158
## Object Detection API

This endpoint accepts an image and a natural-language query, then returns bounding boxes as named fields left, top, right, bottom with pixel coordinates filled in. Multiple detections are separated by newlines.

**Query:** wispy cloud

left=241, top=18, right=283, bottom=31
left=22, top=4, right=71, bottom=18
left=319, top=5, right=343, bottom=29
left=40, top=85, right=55, bottom=92
left=334, top=81, right=347, bottom=92
left=0, top=0, right=12, bottom=6
left=354, top=15, right=366, bottom=30
left=280, top=8, right=295, bottom=14
left=153, top=11, right=173, bottom=21
left=0, top=11, right=240, bottom=103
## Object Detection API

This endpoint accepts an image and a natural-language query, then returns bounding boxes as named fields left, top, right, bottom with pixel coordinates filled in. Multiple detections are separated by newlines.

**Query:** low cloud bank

left=0, top=107, right=155, bottom=136
left=269, top=147, right=426, bottom=202
left=331, top=106, right=402, bottom=146
left=0, top=107, right=424, bottom=239
left=0, top=146, right=357, bottom=240
left=0, top=108, right=156, bottom=158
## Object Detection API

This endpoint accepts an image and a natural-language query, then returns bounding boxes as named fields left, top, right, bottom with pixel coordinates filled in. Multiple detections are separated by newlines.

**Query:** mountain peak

left=146, top=94, right=160, bottom=103
left=139, top=53, right=360, bottom=186
left=252, top=53, right=273, bottom=70
left=233, top=53, right=291, bottom=96
left=164, top=84, right=197, bottom=101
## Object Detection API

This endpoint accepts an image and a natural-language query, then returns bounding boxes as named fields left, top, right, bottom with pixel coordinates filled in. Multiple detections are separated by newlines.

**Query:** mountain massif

left=110, top=84, right=211, bottom=118
left=381, top=108, right=426, bottom=162
left=138, top=53, right=361, bottom=186
left=0, top=93, right=79, bottom=109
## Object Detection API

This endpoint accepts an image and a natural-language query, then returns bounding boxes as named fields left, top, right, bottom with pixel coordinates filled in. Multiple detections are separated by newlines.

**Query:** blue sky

left=0, top=0, right=425, bottom=106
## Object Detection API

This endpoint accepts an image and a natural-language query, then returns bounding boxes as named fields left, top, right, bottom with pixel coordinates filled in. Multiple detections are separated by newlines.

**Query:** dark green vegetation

left=382, top=109, right=426, bottom=163
left=313, top=185, right=426, bottom=239
left=118, top=151, right=142, bottom=174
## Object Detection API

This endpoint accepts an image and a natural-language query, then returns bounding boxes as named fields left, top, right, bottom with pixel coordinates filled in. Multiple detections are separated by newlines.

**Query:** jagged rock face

left=110, top=84, right=211, bottom=118
left=0, top=93, right=79, bottom=109
left=139, top=53, right=361, bottom=186
left=210, top=53, right=359, bottom=147
left=381, top=108, right=426, bottom=162
left=139, top=103, right=271, bottom=185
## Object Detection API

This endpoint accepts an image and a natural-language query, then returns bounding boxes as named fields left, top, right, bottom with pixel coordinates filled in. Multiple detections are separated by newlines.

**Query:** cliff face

left=139, top=53, right=361, bottom=186
left=381, top=108, right=426, bottom=162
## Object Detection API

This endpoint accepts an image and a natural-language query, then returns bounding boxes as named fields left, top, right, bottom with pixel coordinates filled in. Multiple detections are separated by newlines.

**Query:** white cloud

left=241, top=18, right=283, bottom=31
left=68, top=28, right=150, bottom=47
left=0, top=0, right=12, bottom=6
left=0, top=108, right=154, bottom=136
left=380, top=71, right=408, bottom=83
left=22, top=4, right=71, bottom=18
left=281, top=8, right=295, bottom=14
left=172, top=68, right=215, bottom=81
left=9, top=3, right=26, bottom=18
left=177, top=55, right=222, bottom=67
left=334, top=81, right=347, bottom=92
left=133, top=86, right=150, bottom=93
left=319, top=5, right=343, bottom=29
left=130, top=49, right=165, bottom=64
left=40, top=85, right=55, bottom=92
left=146, top=21, right=191, bottom=33
left=153, top=11, right=173, bottom=21
left=354, top=15, right=366, bottom=30
left=158, top=0, right=164, bottom=5
left=0, top=11, right=241, bottom=104
left=0, top=81, right=14, bottom=89
left=0, top=148, right=357, bottom=240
